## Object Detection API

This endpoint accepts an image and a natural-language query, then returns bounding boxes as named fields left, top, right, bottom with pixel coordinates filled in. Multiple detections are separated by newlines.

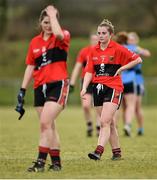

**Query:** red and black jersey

left=85, top=40, right=139, bottom=91
left=26, top=29, right=70, bottom=88
left=76, top=46, right=92, bottom=78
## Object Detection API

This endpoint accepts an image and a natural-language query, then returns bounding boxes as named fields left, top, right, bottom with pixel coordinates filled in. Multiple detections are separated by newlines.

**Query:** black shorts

left=92, top=83, right=123, bottom=109
left=136, top=84, right=145, bottom=96
left=34, top=79, right=69, bottom=107
left=81, top=79, right=93, bottom=94
left=123, top=82, right=136, bottom=94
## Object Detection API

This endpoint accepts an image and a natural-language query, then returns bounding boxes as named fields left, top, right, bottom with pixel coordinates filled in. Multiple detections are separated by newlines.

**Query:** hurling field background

left=0, top=106, right=157, bottom=179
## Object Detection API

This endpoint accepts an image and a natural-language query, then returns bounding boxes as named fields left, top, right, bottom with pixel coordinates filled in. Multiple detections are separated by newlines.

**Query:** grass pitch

left=0, top=106, right=157, bottom=179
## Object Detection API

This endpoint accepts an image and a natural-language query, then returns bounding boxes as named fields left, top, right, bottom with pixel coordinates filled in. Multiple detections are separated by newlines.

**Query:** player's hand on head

left=45, top=5, right=58, bottom=17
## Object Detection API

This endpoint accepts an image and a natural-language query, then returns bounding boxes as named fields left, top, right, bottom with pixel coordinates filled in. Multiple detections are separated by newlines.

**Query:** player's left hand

left=15, top=104, right=25, bottom=120
left=15, top=88, right=26, bottom=120
left=114, top=68, right=122, bottom=76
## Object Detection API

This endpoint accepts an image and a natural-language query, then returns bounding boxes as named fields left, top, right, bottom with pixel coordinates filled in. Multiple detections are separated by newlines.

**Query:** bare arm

left=45, top=5, right=64, bottom=40
left=137, top=46, right=151, bottom=57
left=115, top=57, right=142, bottom=76
left=70, top=62, right=82, bottom=86
left=15, top=65, right=34, bottom=119
left=21, top=65, right=34, bottom=89
left=80, top=72, right=93, bottom=98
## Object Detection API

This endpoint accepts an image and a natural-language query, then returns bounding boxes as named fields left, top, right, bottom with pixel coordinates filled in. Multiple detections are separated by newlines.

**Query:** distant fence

left=0, top=77, right=157, bottom=106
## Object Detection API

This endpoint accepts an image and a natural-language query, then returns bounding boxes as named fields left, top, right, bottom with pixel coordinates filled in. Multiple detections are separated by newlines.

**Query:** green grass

left=0, top=106, right=157, bottom=178
left=0, top=37, right=157, bottom=78
left=0, top=37, right=157, bottom=106
left=0, top=77, right=157, bottom=106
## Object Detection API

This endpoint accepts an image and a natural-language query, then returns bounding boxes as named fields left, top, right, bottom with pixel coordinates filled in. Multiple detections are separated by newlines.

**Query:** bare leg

left=123, top=93, right=136, bottom=136
left=39, top=101, right=62, bottom=148
left=28, top=104, right=62, bottom=172
left=98, top=102, right=118, bottom=147
left=36, top=106, right=43, bottom=118
left=135, top=95, right=144, bottom=135
left=99, top=103, right=121, bottom=160
left=81, top=93, right=93, bottom=136
left=88, top=103, right=120, bottom=160
left=95, top=107, right=101, bottom=136
left=109, top=112, right=120, bottom=149
left=110, top=108, right=121, bottom=148
left=113, top=109, right=120, bottom=128
left=121, top=98, right=126, bottom=125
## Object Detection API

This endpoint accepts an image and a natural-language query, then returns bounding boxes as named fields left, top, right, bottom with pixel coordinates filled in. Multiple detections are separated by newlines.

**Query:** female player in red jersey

left=15, top=5, right=70, bottom=171
left=81, top=19, right=142, bottom=161
left=70, top=34, right=100, bottom=137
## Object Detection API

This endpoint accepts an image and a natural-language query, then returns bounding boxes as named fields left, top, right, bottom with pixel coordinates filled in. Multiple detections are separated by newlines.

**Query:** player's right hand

left=45, top=5, right=58, bottom=18
left=80, top=88, right=87, bottom=100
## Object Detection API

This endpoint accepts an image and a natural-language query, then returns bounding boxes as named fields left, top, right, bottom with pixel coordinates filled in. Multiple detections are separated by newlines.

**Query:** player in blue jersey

left=127, top=32, right=151, bottom=135
left=115, top=31, right=137, bottom=136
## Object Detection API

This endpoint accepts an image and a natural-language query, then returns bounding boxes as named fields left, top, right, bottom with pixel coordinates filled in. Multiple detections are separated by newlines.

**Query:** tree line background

left=1, top=0, right=157, bottom=39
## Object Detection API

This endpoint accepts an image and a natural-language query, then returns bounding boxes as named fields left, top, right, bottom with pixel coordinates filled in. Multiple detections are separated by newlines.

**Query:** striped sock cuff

left=112, top=148, right=121, bottom=155
left=95, top=145, right=104, bottom=155
left=49, top=149, right=60, bottom=157
left=39, top=146, right=49, bottom=153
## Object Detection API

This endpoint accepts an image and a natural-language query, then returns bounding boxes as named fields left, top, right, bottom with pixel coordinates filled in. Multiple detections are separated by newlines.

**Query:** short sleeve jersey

left=85, top=40, right=140, bottom=91
left=76, top=46, right=92, bottom=78
left=125, top=44, right=144, bottom=85
left=26, top=30, right=70, bottom=88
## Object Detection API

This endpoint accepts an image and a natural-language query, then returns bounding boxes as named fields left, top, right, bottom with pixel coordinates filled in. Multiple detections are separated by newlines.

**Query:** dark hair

left=115, top=31, right=128, bottom=45
left=99, top=19, right=114, bottom=34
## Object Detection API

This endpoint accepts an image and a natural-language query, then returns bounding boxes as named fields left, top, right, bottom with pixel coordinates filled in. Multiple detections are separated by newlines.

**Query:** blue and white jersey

left=135, top=64, right=144, bottom=85
left=121, top=70, right=136, bottom=84
left=125, top=44, right=138, bottom=53
left=121, top=44, right=137, bottom=84
left=123, top=44, right=144, bottom=85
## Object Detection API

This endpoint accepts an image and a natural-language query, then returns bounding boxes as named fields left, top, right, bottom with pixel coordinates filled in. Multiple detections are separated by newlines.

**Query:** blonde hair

left=39, top=10, right=47, bottom=23
left=99, top=19, right=114, bottom=34
left=128, top=32, right=140, bottom=43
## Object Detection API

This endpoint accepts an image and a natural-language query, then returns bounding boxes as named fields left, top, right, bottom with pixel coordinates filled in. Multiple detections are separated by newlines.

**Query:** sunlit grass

left=0, top=106, right=157, bottom=178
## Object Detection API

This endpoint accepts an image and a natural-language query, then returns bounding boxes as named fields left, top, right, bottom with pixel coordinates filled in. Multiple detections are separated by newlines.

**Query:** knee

left=110, top=121, right=117, bottom=131
left=135, top=107, right=138, bottom=114
left=40, top=121, right=51, bottom=132
left=82, top=103, right=90, bottom=112
left=51, top=122, right=55, bottom=130
left=127, top=105, right=135, bottom=113
left=100, top=117, right=112, bottom=128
